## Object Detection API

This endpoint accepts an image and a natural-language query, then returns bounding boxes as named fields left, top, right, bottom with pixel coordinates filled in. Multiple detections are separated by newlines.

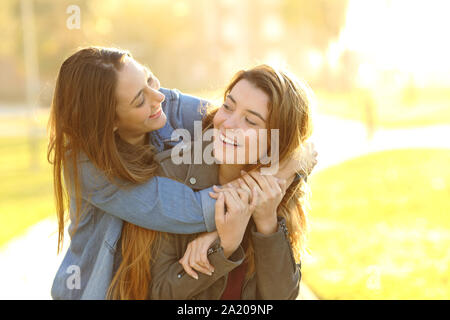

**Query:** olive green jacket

left=150, top=142, right=301, bottom=300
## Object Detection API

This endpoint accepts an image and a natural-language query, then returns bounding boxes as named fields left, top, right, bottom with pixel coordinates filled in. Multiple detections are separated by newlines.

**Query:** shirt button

left=189, top=177, right=197, bottom=185
left=177, top=273, right=182, bottom=279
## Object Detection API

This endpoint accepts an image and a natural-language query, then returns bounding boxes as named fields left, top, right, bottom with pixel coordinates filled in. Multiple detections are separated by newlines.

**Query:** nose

left=222, top=114, right=240, bottom=130
left=155, top=90, right=165, bottom=104
left=150, top=89, right=165, bottom=107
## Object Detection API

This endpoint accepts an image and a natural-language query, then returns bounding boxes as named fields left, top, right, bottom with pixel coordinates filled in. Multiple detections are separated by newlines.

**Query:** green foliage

left=0, top=136, right=54, bottom=248
left=304, top=149, right=450, bottom=299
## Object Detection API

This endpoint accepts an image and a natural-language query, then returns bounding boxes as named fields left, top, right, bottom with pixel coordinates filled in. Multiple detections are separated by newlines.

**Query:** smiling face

left=212, top=79, right=269, bottom=164
left=114, top=57, right=167, bottom=145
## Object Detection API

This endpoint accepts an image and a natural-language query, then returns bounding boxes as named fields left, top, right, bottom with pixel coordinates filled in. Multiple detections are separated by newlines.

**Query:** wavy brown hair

left=47, top=47, right=161, bottom=299
left=111, top=64, right=313, bottom=299
left=206, top=64, right=313, bottom=277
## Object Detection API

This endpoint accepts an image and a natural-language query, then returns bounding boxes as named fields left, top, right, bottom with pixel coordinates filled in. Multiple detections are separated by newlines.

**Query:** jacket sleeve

left=73, top=159, right=216, bottom=234
left=250, top=218, right=301, bottom=299
left=150, top=236, right=245, bottom=300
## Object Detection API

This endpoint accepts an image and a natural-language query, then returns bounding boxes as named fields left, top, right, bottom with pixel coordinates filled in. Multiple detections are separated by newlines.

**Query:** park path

left=1, top=114, right=449, bottom=300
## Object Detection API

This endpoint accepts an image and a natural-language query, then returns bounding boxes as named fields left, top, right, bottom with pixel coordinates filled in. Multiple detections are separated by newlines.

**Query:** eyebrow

left=226, top=94, right=267, bottom=122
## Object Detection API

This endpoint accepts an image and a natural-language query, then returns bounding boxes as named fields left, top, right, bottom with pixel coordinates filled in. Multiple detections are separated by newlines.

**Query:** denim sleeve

left=77, top=159, right=216, bottom=233
left=159, top=87, right=209, bottom=136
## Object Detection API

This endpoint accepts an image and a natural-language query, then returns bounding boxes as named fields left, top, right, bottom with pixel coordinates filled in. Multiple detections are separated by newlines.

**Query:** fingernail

left=241, top=170, right=246, bottom=175
left=207, top=272, right=212, bottom=276
left=194, top=274, right=198, bottom=280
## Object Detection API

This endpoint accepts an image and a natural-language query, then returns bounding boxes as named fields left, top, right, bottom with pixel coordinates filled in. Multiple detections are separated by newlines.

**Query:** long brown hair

left=208, top=64, right=313, bottom=277
left=47, top=47, right=160, bottom=299
left=112, top=64, right=313, bottom=299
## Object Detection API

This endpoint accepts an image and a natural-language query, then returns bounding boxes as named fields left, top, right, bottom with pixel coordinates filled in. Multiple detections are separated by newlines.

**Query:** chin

left=152, top=113, right=167, bottom=131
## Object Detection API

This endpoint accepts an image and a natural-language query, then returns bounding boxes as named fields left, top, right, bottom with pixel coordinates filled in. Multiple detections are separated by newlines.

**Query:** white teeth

left=150, top=108, right=161, bottom=116
left=220, top=133, right=239, bottom=146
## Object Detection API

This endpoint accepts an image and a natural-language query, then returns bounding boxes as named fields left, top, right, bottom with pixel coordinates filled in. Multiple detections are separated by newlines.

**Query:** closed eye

left=245, top=117, right=257, bottom=126
left=136, top=91, right=145, bottom=107
left=136, top=97, right=145, bottom=108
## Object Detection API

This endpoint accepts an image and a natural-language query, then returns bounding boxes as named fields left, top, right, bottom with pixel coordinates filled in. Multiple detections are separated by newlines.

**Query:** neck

left=218, top=164, right=246, bottom=185
left=119, top=131, right=147, bottom=146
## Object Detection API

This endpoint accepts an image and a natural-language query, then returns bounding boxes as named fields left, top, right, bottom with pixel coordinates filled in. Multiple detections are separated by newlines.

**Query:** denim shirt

left=51, top=88, right=216, bottom=300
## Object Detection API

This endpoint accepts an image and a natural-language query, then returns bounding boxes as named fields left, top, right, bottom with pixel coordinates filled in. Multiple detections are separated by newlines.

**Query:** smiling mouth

left=219, top=133, right=241, bottom=147
left=149, top=108, right=162, bottom=119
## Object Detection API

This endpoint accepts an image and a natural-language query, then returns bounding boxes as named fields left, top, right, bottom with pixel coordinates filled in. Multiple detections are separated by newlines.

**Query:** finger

left=249, top=186, right=260, bottom=211
left=222, top=190, right=236, bottom=210
left=241, top=170, right=262, bottom=194
left=228, top=188, right=247, bottom=212
left=252, top=171, right=278, bottom=200
left=238, top=178, right=252, bottom=202
left=238, top=178, right=252, bottom=194
left=236, top=188, right=250, bottom=207
left=179, top=246, right=198, bottom=280
left=189, top=254, right=212, bottom=276
left=200, top=247, right=214, bottom=274
left=268, top=176, right=283, bottom=195
left=226, top=180, right=240, bottom=188
left=215, top=193, right=225, bottom=226
left=228, top=188, right=242, bottom=204
left=209, top=191, right=219, bottom=199
left=249, top=170, right=272, bottom=193
left=189, top=241, right=211, bottom=274
left=223, top=190, right=240, bottom=214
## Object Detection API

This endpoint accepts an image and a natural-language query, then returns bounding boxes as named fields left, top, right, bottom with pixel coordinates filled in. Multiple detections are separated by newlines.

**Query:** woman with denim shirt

left=48, top=47, right=303, bottom=299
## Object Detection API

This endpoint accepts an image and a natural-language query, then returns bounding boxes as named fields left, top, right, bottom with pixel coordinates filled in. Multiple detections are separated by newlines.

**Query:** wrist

left=274, top=166, right=292, bottom=181
left=220, top=241, right=238, bottom=258
left=254, top=215, right=278, bottom=235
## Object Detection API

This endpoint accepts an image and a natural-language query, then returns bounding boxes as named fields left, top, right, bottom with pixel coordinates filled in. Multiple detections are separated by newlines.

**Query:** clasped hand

left=178, top=171, right=286, bottom=279
left=178, top=142, right=318, bottom=279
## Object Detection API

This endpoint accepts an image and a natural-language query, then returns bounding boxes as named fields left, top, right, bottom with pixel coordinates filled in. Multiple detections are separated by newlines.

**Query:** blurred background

left=0, top=0, right=449, bottom=299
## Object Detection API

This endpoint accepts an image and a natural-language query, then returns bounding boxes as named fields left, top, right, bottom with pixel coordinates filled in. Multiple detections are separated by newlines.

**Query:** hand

left=214, top=187, right=256, bottom=257
left=277, top=141, right=318, bottom=180
left=298, top=142, right=318, bottom=176
left=178, top=231, right=218, bottom=280
left=239, top=170, right=286, bottom=235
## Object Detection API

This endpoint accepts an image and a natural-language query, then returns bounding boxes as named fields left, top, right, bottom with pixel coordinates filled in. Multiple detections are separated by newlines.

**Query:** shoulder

left=155, top=140, right=219, bottom=190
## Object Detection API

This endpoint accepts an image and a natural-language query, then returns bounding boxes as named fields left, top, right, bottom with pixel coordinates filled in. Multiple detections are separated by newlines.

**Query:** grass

left=0, top=136, right=54, bottom=248
left=303, top=149, right=450, bottom=299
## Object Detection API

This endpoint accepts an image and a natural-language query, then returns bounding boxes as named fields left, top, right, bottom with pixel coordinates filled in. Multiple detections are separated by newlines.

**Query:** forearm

left=77, top=160, right=216, bottom=233
left=151, top=241, right=245, bottom=299
left=251, top=219, right=300, bottom=299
